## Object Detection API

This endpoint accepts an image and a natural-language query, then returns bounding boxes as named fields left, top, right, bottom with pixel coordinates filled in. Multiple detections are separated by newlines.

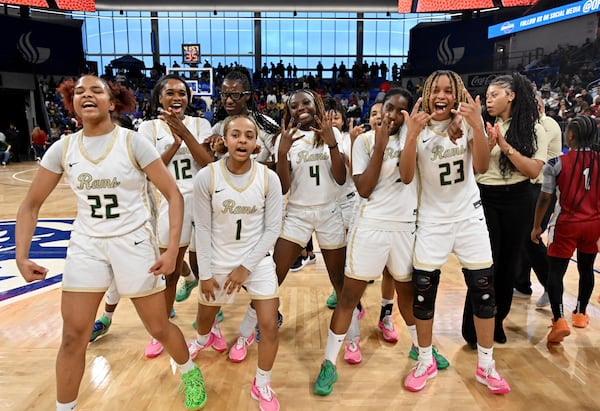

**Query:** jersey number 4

left=309, top=165, right=320, bottom=186
left=88, top=194, right=120, bottom=219
left=439, top=160, right=465, bottom=186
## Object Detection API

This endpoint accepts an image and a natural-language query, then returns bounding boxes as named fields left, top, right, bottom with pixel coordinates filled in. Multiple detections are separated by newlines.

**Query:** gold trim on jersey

left=219, top=158, right=258, bottom=193
left=125, top=130, right=142, bottom=171
left=77, top=126, right=119, bottom=165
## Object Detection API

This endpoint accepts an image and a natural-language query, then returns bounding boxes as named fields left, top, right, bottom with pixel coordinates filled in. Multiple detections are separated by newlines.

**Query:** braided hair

left=212, top=70, right=281, bottom=136
left=420, top=70, right=465, bottom=115
left=151, top=74, right=192, bottom=116
left=488, top=73, right=539, bottom=177
left=283, top=89, right=327, bottom=147
left=563, top=115, right=600, bottom=214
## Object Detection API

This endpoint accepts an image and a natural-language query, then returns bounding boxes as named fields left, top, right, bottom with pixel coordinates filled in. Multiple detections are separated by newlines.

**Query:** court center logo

left=437, top=35, right=464, bottom=66
left=18, top=32, right=51, bottom=64
left=0, top=219, right=73, bottom=302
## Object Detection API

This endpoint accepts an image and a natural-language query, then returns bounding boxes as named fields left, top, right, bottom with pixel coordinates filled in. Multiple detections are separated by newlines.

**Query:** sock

left=346, top=307, right=361, bottom=341
left=324, top=329, right=346, bottom=365
left=182, top=263, right=195, bottom=283
left=418, top=345, right=433, bottom=366
left=380, top=301, right=393, bottom=321
left=255, top=367, right=272, bottom=387
left=240, top=305, right=258, bottom=338
left=406, top=324, right=418, bottom=348
left=56, top=400, right=77, bottom=411
left=103, top=311, right=114, bottom=320
left=195, top=332, right=210, bottom=346
left=177, top=357, right=196, bottom=374
left=477, top=343, right=494, bottom=369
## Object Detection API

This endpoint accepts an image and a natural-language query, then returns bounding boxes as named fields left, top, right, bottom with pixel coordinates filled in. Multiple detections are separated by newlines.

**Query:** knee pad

left=412, top=269, right=440, bottom=320
left=463, top=267, right=496, bottom=319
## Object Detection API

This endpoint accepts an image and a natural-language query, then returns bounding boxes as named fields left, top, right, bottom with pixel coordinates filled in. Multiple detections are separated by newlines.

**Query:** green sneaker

left=408, top=345, right=450, bottom=370
left=313, top=360, right=338, bottom=396
left=176, top=279, right=199, bottom=302
left=326, top=290, right=337, bottom=309
left=181, top=365, right=207, bottom=410
left=89, top=316, right=111, bottom=342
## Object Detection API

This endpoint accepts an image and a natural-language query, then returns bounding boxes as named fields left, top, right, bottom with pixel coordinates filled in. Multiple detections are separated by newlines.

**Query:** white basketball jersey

left=208, top=159, right=270, bottom=274
left=275, top=128, right=344, bottom=207
left=352, top=128, right=418, bottom=226
left=61, top=126, right=153, bottom=237
left=416, top=118, right=484, bottom=223
left=138, top=116, right=212, bottom=196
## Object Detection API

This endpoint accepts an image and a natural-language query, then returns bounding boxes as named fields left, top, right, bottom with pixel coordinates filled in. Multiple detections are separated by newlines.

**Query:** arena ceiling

left=94, top=0, right=401, bottom=12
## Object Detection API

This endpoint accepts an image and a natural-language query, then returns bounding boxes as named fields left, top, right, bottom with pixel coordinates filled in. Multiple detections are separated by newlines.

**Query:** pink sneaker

left=145, top=338, right=164, bottom=358
left=188, top=330, right=228, bottom=359
left=344, top=337, right=362, bottom=364
left=404, top=359, right=437, bottom=392
left=229, top=333, right=255, bottom=363
left=377, top=316, right=398, bottom=343
left=476, top=361, right=510, bottom=394
left=251, top=378, right=279, bottom=411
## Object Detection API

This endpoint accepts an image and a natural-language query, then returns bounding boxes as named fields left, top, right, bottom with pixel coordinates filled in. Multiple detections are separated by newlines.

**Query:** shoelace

left=482, top=361, right=500, bottom=379
left=236, top=336, right=250, bottom=349
left=256, top=384, right=275, bottom=401
left=412, top=360, right=432, bottom=378
left=381, top=316, right=394, bottom=331
left=319, top=363, right=335, bottom=380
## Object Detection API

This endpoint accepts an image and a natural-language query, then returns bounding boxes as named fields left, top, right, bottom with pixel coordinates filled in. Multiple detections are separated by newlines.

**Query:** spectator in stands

left=580, top=88, right=593, bottom=106
left=573, top=94, right=589, bottom=115
left=317, top=61, right=324, bottom=79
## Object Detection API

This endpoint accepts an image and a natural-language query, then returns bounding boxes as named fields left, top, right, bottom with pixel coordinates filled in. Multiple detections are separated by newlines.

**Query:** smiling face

left=427, top=74, right=455, bottom=121
left=158, top=79, right=188, bottom=118
left=223, top=116, right=258, bottom=163
left=73, top=76, right=114, bottom=124
left=288, top=91, right=317, bottom=130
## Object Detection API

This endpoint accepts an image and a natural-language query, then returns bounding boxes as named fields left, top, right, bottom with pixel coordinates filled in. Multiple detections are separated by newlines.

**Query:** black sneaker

left=290, top=255, right=304, bottom=272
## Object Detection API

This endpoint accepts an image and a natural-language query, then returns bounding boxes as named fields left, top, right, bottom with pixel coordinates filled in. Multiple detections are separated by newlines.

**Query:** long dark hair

left=212, top=70, right=280, bottom=135
left=487, top=73, right=539, bottom=177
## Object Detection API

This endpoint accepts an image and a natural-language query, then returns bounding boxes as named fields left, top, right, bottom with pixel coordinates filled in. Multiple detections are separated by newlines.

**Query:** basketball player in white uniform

left=16, top=75, right=206, bottom=411
left=314, top=88, right=423, bottom=396
left=188, top=115, right=283, bottom=411
left=400, top=70, right=509, bottom=394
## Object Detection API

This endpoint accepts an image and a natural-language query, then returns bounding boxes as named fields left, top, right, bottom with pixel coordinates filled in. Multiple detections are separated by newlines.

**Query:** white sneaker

left=535, top=292, right=549, bottom=308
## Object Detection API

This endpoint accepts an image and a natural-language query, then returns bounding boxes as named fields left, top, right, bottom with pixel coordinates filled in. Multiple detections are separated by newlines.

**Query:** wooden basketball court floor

left=1, top=162, right=600, bottom=411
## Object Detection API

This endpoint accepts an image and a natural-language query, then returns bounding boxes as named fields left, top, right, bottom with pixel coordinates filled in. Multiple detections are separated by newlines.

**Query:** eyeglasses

left=220, top=91, right=250, bottom=101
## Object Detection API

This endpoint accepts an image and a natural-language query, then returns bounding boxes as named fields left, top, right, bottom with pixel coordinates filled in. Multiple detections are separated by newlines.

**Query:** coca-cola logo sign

left=468, top=73, right=505, bottom=88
